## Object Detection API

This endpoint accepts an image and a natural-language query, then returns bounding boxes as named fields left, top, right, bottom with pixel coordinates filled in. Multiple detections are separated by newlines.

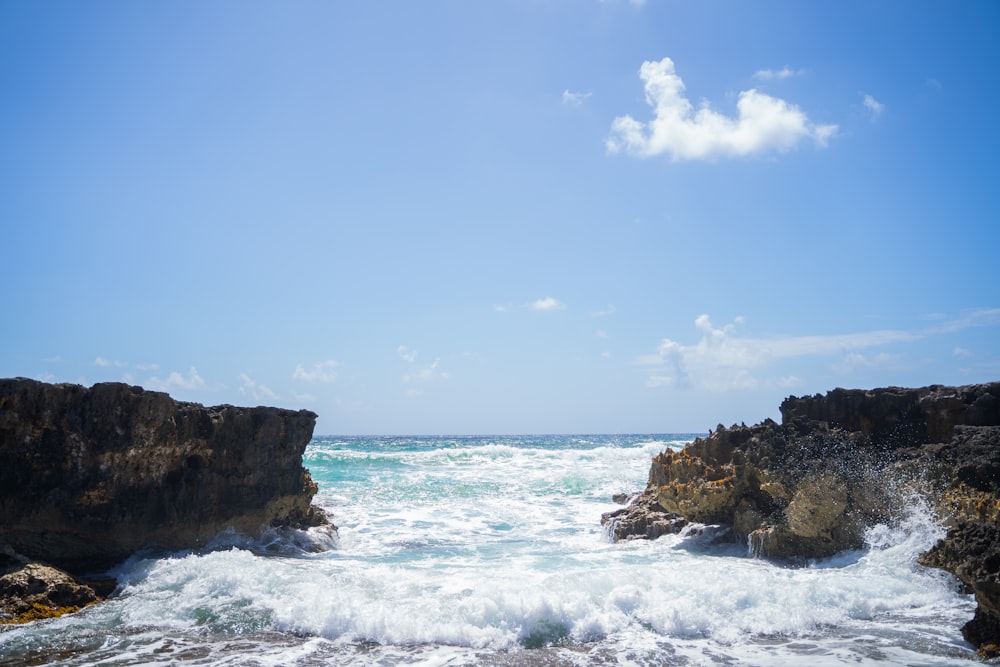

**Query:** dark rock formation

left=603, top=382, right=1000, bottom=654
left=603, top=489, right=688, bottom=541
left=920, top=520, right=1000, bottom=657
left=0, top=377, right=330, bottom=576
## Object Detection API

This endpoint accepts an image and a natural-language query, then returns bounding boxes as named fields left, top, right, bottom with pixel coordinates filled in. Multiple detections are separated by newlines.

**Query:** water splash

left=0, top=435, right=977, bottom=667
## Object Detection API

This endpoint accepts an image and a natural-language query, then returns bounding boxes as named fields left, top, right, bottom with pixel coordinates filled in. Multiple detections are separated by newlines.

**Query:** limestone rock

left=0, top=378, right=331, bottom=574
left=606, top=382, right=1000, bottom=652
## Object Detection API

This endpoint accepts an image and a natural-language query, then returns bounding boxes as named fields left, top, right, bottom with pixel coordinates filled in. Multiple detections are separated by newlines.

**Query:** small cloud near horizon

left=146, top=366, right=207, bottom=393
left=398, top=345, right=450, bottom=386
left=94, top=356, right=128, bottom=368
left=527, top=296, right=565, bottom=311
left=292, top=360, right=339, bottom=383
left=636, top=309, right=1000, bottom=392
left=239, top=373, right=279, bottom=402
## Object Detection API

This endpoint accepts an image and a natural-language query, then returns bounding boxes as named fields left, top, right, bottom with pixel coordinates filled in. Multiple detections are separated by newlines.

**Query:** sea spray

left=0, top=435, right=978, bottom=666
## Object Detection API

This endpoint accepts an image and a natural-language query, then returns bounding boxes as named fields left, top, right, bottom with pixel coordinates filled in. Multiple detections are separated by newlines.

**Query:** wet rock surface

left=0, top=554, right=100, bottom=625
left=605, top=382, right=1000, bottom=654
left=0, top=377, right=331, bottom=624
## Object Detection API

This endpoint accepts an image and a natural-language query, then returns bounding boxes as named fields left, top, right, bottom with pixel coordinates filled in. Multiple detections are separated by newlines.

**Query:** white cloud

left=403, top=357, right=450, bottom=383
left=778, top=375, right=803, bottom=389
left=562, top=89, right=592, bottom=107
left=239, top=373, right=279, bottom=402
left=293, top=360, right=339, bottom=383
left=832, top=351, right=902, bottom=374
left=591, top=304, right=617, bottom=317
left=146, top=367, right=207, bottom=392
left=925, top=308, right=1000, bottom=334
left=862, top=93, right=884, bottom=120
left=753, top=66, right=805, bottom=81
left=399, top=346, right=449, bottom=385
left=646, top=374, right=675, bottom=389
left=953, top=347, right=972, bottom=358
left=596, top=329, right=609, bottom=339
left=527, top=296, right=565, bottom=311
left=607, top=57, right=837, bottom=161
left=636, top=314, right=919, bottom=391
left=96, top=358, right=158, bottom=373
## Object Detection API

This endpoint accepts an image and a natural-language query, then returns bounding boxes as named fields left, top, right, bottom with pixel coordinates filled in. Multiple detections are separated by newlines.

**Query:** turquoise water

left=0, top=435, right=980, bottom=665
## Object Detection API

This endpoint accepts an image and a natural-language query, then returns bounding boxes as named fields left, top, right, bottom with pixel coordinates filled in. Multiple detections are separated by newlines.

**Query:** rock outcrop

left=603, top=383, right=1000, bottom=654
left=0, top=378, right=329, bottom=577
left=0, top=555, right=100, bottom=625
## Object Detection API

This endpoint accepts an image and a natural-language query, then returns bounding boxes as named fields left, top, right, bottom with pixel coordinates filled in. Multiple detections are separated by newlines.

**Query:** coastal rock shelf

left=0, top=378, right=331, bottom=622
left=603, top=382, right=1000, bottom=655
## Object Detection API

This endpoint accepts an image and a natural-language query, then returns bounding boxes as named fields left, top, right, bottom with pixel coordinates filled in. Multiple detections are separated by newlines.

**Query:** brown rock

left=607, top=382, right=1000, bottom=652
left=0, top=561, right=100, bottom=624
left=601, top=489, right=688, bottom=541
left=784, top=474, right=848, bottom=539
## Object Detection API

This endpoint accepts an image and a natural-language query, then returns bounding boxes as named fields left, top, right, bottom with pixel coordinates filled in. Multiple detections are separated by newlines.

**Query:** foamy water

left=0, top=435, right=980, bottom=665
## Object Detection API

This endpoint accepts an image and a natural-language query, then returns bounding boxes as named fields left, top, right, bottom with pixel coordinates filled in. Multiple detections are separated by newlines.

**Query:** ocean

left=0, top=435, right=980, bottom=666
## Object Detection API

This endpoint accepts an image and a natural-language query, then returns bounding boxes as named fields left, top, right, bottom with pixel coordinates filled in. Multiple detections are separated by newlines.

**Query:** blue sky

left=2, top=1, right=998, bottom=435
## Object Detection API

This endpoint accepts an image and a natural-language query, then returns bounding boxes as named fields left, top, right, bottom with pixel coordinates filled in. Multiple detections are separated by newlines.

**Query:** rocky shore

left=603, top=382, right=1000, bottom=656
left=0, top=377, right=331, bottom=624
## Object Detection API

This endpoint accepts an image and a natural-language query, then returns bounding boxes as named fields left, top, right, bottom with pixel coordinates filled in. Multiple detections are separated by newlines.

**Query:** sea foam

left=0, top=435, right=977, bottom=666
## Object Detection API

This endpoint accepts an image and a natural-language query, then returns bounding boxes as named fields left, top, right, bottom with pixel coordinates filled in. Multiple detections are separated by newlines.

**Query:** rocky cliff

left=0, top=378, right=329, bottom=577
left=603, top=382, right=1000, bottom=655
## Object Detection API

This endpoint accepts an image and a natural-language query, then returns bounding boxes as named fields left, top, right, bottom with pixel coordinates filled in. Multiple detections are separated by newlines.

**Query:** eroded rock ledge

left=0, top=378, right=330, bottom=622
left=603, top=383, right=1000, bottom=655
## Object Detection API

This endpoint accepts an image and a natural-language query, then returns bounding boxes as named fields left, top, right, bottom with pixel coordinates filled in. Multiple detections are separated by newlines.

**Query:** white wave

left=93, top=495, right=969, bottom=656
left=1, top=435, right=976, bottom=667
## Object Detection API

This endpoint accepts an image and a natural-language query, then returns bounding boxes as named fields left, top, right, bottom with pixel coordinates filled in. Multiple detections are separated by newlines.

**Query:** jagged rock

left=920, top=520, right=1000, bottom=657
left=640, top=418, right=890, bottom=558
left=607, top=382, right=1000, bottom=653
left=0, top=378, right=331, bottom=575
left=0, top=560, right=100, bottom=624
left=917, top=425, right=1000, bottom=656
left=780, top=384, right=1000, bottom=449
left=602, top=489, right=688, bottom=541
left=611, top=492, right=636, bottom=505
